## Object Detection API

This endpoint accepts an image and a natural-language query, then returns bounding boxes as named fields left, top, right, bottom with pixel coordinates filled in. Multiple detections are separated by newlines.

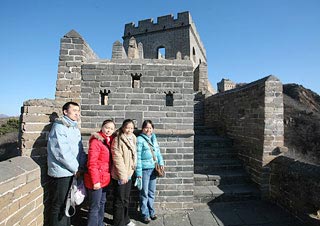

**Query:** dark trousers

left=112, top=179, right=132, bottom=226
left=50, top=176, right=73, bottom=226
left=87, top=186, right=108, bottom=226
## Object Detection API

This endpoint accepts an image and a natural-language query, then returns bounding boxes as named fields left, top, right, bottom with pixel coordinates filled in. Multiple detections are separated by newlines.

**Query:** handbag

left=141, top=136, right=165, bottom=177
left=65, top=176, right=87, bottom=217
left=154, top=161, right=165, bottom=177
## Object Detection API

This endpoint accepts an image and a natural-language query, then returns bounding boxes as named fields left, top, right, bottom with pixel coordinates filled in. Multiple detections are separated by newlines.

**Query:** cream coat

left=111, top=133, right=137, bottom=181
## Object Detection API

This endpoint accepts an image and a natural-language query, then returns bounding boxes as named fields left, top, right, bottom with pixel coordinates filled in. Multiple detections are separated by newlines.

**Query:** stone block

left=25, top=106, right=58, bottom=114
left=5, top=201, right=35, bottom=226
left=0, top=192, right=14, bottom=211
left=0, top=205, right=9, bottom=223
left=60, top=43, right=75, bottom=49
left=20, top=204, right=44, bottom=226
left=59, top=55, right=74, bottom=61
left=19, top=185, right=42, bottom=208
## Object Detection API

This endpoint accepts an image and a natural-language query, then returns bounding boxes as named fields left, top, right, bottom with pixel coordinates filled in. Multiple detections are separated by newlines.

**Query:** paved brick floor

left=72, top=200, right=316, bottom=226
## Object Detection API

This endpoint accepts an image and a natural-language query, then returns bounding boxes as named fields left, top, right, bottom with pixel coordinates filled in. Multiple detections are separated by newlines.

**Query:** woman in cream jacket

left=111, top=119, right=137, bottom=226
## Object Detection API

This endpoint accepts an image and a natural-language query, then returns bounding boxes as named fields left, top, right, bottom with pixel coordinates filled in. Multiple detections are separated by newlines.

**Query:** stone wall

left=80, top=58, right=195, bottom=211
left=56, top=30, right=98, bottom=103
left=0, top=157, right=44, bottom=225
left=269, top=156, right=320, bottom=225
left=20, top=99, right=61, bottom=225
left=204, top=75, right=285, bottom=194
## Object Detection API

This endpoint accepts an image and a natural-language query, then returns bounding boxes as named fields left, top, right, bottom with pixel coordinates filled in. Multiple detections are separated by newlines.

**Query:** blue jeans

left=140, top=168, right=157, bottom=219
left=87, top=186, right=108, bottom=226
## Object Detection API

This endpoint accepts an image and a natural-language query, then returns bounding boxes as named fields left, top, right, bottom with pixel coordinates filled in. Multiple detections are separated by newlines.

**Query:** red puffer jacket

left=84, top=132, right=113, bottom=189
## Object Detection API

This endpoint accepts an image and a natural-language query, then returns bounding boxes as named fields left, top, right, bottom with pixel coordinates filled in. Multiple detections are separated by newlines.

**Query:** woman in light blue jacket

left=136, top=120, right=164, bottom=224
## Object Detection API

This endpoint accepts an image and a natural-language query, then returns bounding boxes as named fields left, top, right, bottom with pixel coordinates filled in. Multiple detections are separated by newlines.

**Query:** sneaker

left=126, top=221, right=136, bottom=226
left=150, top=214, right=158, bottom=220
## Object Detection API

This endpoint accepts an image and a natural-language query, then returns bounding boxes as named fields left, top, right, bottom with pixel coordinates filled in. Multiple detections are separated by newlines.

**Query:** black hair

left=142, top=120, right=154, bottom=129
left=116, top=119, right=135, bottom=145
left=101, top=119, right=115, bottom=128
left=62, top=101, right=79, bottom=114
left=120, top=119, right=135, bottom=134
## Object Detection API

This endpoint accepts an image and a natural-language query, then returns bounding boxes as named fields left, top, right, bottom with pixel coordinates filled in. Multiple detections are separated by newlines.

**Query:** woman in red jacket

left=84, top=119, right=115, bottom=226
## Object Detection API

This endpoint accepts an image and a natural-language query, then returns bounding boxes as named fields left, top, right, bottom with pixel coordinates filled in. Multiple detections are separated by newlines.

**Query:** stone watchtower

left=123, top=12, right=206, bottom=66
left=217, top=78, right=236, bottom=92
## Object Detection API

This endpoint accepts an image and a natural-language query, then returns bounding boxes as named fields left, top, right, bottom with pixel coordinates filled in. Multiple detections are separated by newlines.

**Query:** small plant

left=0, top=118, right=19, bottom=135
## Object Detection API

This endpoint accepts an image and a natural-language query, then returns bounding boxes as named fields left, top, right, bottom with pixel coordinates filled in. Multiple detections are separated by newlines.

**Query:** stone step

left=194, top=150, right=237, bottom=160
left=194, top=127, right=217, bottom=135
left=194, top=136, right=233, bottom=146
left=194, top=164, right=244, bottom=172
left=195, top=158, right=243, bottom=170
left=194, top=143, right=233, bottom=149
left=194, top=146, right=236, bottom=154
left=194, top=184, right=261, bottom=203
left=194, top=170, right=251, bottom=186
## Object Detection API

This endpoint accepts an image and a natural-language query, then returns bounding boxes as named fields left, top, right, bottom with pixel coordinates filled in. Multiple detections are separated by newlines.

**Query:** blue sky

left=1, top=0, right=319, bottom=116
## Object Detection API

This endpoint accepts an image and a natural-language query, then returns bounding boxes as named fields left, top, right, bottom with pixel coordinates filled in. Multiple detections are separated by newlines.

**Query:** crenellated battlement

left=124, top=11, right=191, bottom=37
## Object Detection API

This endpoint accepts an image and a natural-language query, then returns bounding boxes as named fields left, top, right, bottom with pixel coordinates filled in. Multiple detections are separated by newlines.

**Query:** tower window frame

left=100, top=89, right=111, bottom=105
left=131, top=73, right=142, bottom=88
left=157, top=46, right=166, bottom=59
left=165, top=91, right=174, bottom=106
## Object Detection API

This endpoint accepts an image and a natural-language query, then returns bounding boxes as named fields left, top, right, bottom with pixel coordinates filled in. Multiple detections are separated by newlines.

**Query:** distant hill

left=0, top=114, right=9, bottom=118
left=283, top=84, right=320, bottom=165
left=0, top=117, right=20, bottom=161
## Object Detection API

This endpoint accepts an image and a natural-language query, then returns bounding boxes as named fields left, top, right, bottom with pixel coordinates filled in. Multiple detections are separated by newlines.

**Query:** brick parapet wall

left=204, top=75, right=284, bottom=194
left=56, top=29, right=98, bottom=103
left=20, top=98, right=62, bottom=225
left=0, top=157, right=44, bottom=226
left=269, top=156, right=320, bottom=226
left=20, top=99, right=61, bottom=159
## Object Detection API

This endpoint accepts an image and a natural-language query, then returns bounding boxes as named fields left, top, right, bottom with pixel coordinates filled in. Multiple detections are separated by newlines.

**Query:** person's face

left=101, top=122, right=115, bottom=136
left=122, top=122, right=134, bottom=136
left=63, top=104, right=80, bottom=121
left=142, top=123, right=153, bottom=136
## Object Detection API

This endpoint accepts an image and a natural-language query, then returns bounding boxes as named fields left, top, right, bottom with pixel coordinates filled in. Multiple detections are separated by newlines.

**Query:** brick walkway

left=72, top=200, right=309, bottom=226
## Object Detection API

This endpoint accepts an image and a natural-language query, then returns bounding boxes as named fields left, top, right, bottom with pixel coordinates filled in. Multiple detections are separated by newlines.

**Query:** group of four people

left=47, top=102, right=164, bottom=226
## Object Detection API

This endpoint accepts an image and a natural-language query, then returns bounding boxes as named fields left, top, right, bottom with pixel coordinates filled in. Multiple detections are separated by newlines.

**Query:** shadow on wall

left=268, top=156, right=320, bottom=226
left=31, top=112, right=58, bottom=225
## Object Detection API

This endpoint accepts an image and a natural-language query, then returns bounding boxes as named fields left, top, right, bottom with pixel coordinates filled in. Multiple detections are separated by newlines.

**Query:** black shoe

left=150, top=215, right=158, bottom=220
left=142, top=217, right=151, bottom=224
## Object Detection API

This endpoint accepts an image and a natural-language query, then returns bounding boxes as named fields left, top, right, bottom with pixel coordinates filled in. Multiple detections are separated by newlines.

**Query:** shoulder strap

left=139, top=135, right=157, bottom=162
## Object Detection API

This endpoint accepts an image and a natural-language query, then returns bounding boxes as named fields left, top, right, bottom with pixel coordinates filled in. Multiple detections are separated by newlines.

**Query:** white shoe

left=126, top=221, right=136, bottom=226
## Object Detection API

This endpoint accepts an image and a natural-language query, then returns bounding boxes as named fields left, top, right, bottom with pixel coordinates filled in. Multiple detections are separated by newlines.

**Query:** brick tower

left=123, top=11, right=207, bottom=68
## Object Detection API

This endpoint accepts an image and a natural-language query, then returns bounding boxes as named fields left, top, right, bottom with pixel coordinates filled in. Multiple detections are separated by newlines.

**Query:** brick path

left=72, top=200, right=308, bottom=226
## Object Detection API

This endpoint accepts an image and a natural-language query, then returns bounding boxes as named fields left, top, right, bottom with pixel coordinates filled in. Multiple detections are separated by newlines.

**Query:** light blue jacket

left=136, top=133, right=164, bottom=177
left=47, top=116, right=86, bottom=178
